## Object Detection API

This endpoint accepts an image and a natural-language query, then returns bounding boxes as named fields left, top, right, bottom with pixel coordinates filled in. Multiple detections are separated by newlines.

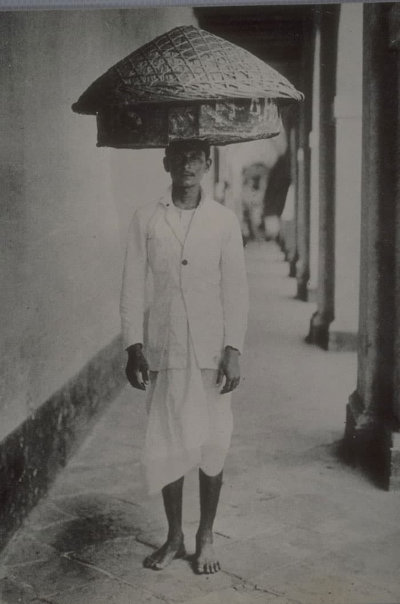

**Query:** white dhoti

left=142, top=334, right=233, bottom=494
left=135, top=204, right=235, bottom=494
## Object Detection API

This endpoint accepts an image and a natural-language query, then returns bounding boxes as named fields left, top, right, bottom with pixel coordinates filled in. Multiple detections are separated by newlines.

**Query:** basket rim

left=73, top=95, right=297, bottom=116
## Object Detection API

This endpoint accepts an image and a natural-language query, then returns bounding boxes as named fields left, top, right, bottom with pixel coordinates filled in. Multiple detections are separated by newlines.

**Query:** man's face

left=164, top=143, right=211, bottom=187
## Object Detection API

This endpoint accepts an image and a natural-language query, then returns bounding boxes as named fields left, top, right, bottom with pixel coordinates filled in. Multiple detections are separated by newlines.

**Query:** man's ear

left=205, top=158, right=212, bottom=172
left=163, top=156, right=170, bottom=173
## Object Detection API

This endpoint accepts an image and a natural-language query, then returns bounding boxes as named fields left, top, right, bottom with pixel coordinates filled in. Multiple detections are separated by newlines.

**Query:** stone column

left=392, top=5, right=400, bottom=434
left=389, top=2, right=400, bottom=488
left=295, top=31, right=314, bottom=301
left=308, top=26, right=321, bottom=295
left=344, top=3, right=400, bottom=489
left=286, top=125, right=299, bottom=277
left=328, top=4, right=363, bottom=351
left=306, top=6, right=339, bottom=347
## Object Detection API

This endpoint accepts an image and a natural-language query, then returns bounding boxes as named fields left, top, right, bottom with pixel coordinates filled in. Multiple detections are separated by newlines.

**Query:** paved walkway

left=1, top=242, right=400, bottom=604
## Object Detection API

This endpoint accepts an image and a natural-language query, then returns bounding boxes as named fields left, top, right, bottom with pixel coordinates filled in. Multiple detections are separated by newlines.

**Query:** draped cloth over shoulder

left=72, top=25, right=303, bottom=148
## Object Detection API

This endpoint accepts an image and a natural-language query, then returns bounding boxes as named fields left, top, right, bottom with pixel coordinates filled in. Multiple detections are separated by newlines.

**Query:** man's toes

left=143, top=556, right=155, bottom=568
left=194, top=558, right=220, bottom=574
left=144, top=554, right=164, bottom=570
left=208, top=561, right=220, bottom=574
left=204, top=562, right=214, bottom=574
left=196, top=562, right=205, bottom=574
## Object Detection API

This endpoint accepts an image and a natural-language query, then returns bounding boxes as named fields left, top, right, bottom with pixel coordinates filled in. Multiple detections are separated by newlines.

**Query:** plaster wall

left=0, top=8, right=198, bottom=442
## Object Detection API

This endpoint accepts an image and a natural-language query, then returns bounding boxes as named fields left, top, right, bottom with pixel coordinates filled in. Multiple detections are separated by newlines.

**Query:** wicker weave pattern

left=73, top=26, right=303, bottom=114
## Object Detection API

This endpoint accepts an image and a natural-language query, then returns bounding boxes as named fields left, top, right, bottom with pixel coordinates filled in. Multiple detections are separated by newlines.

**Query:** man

left=120, top=139, right=248, bottom=574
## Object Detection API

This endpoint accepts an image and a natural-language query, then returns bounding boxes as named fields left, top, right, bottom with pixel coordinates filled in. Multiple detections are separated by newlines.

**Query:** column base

left=342, top=390, right=400, bottom=490
left=288, top=256, right=297, bottom=278
left=295, top=259, right=309, bottom=301
left=296, top=279, right=308, bottom=301
left=305, top=311, right=330, bottom=349
left=389, top=432, right=400, bottom=491
left=305, top=313, right=356, bottom=351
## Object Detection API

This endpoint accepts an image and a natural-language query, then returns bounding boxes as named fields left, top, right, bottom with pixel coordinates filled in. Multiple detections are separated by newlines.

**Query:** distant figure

left=120, top=139, right=248, bottom=574
left=263, top=151, right=291, bottom=241
left=241, top=162, right=269, bottom=242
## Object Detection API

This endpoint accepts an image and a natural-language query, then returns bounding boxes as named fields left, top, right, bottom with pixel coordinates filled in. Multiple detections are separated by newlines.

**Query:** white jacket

left=120, top=188, right=248, bottom=370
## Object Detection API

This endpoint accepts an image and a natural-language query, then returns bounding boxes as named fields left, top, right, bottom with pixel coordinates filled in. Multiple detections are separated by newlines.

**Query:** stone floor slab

left=48, top=462, right=140, bottom=499
left=251, top=541, right=400, bottom=599
left=79, top=537, right=236, bottom=603
left=0, top=533, right=56, bottom=568
left=1, top=243, right=399, bottom=604
left=179, top=584, right=287, bottom=604
left=2, top=553, right=101, bottom=600
left=252, top=561, right=400, bottom=604
left=216, top=533, right=310, bottom=581
left=47, top=577, right=161, bottom=604
left=22, top=501, right=77, bottom=533
left=0, top=577, right=37, bottom=604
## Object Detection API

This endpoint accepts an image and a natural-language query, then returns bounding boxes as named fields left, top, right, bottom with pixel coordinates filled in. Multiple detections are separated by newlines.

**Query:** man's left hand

left=217, top=346, right=241, bottom=394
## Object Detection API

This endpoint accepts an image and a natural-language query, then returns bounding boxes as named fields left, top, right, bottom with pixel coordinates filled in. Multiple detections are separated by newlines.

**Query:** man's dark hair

left=165, top=139, right=211, bottom=161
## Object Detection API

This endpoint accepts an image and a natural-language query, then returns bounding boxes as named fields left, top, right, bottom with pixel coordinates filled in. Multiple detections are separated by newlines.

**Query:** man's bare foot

left=194, top=531, right=220, bottom=574
left=143, top=534, right=186, bottom=570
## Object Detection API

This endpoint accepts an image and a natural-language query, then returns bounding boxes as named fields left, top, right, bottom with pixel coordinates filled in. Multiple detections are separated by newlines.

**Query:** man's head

left=164, top=139, right=212, bottom=188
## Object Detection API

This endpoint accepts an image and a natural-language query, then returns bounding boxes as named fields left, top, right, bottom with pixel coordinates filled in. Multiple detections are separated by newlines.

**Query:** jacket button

left=181, top=259, right=188, bottom=265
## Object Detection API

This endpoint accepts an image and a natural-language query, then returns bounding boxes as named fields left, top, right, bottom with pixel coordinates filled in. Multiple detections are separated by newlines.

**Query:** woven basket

left=96, top=97, right=282, bottom=148
left=72, top=26, right=303, bottom=147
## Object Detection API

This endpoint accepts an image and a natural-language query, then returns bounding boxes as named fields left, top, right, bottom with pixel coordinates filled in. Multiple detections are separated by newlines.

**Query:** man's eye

left=172, top=153, right=202, bottom=164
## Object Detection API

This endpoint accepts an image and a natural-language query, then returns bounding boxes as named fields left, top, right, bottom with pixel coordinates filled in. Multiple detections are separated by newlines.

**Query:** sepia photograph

left=0, top=1, right=399, bottom=603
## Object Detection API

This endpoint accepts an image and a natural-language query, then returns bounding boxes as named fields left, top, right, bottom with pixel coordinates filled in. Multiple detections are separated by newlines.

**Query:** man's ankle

left=196, top=528, right=213, bottom=541
left=167, top=529, right=184, bottom=542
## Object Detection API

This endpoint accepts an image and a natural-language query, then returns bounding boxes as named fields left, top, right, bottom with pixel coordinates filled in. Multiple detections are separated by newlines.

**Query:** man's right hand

left=125, top=343, right=149, bottom=390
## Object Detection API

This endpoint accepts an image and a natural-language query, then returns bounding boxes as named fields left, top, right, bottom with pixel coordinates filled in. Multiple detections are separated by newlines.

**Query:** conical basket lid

left=72, top=25, right=303, bottom=115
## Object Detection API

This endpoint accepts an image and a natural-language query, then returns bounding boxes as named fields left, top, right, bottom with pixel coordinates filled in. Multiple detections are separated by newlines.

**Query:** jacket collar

left=158, top=186, right=210, bottom=209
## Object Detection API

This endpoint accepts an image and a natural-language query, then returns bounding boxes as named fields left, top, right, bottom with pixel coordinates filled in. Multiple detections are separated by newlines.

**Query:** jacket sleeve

left=120, top=209, right=147, bottom=350
left=221, top=211, right=249, bottom=353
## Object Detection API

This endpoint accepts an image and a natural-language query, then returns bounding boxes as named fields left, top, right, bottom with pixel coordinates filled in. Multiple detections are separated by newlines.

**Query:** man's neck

left=171, top=185, right=202, bottom=209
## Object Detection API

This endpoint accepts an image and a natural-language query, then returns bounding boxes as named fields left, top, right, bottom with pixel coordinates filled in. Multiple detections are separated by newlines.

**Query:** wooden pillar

left=344, top=3, right=400, bottom=489
left=306, top=7, right=339, bottom=347
left=295, top=26, right=314, bottom=301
